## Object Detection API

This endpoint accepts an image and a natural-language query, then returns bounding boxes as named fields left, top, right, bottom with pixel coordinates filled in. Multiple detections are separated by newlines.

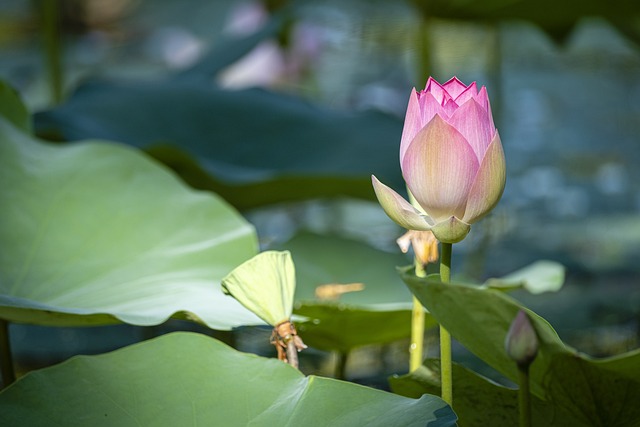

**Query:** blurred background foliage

left=1, top=0, right=640, bottom=385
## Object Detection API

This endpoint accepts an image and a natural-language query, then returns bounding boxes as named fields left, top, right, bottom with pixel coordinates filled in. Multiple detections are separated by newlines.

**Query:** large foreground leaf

left=34, top=81, right=404, bottom=210
left=0, top=332, right=457, bottom=427
left=275, top=233, right=438, bottom=352
left=401, top=269, right=640, bottom=426
left=0, top=118, right=260, bottom=329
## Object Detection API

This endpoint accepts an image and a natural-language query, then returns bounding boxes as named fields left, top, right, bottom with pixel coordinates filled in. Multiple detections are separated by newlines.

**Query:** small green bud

left=505, top=310, right=539, bottom=368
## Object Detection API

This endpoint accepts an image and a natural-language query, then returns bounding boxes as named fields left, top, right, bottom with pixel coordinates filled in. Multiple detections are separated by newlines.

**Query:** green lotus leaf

left=0, top=118, right=260, bottom=329
left=0, top=332, right=457, bottom=427
left=271, top=232, right=437, bottom=352
left=484, top=260, right=565, bottom=294
left=295, top=303, right=426, bottom=352
left=222, top=251, right=296, bottom=326
left=34, top=81, right=404, bottom=210
left=400, top=269, right=640, bottom=426
left=0, top=80, right=30, bottom=133
left=390, top=359, right=583, bottom=427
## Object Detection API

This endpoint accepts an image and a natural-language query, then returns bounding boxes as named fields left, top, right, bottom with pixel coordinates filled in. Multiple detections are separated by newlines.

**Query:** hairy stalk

left=409, top=260, right=426, bottom=371
left=439, top=242, right=453, bottom=406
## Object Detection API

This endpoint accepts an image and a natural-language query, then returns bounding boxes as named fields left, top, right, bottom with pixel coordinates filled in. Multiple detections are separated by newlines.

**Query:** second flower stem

left=409, top=260, right=426, bottom=371
left=518, top=365, right=532, bottom=427
left=439, top=242, right=453, bottom=406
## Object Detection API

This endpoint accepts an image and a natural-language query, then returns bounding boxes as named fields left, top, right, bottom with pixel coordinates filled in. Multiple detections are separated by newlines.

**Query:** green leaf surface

left=0, top=332, right=457, bottom=427
left=0, top=80, right=31, bottom=133
left=0, top=118, right=261, bottom=329
left=288, top=233, right=416, bottom=306
left=400, top=269, right=640, bottom=426
left=295, top=303, right=427, bottom=352
left=484, top=260, right=565, bottom=294
left=390, top=359, right=583, bottom=427
left=222, top=251, right=296, bottom=326
left=34, top=81, right=404, bottom=210
left=275, top=233, right=437, bottom=352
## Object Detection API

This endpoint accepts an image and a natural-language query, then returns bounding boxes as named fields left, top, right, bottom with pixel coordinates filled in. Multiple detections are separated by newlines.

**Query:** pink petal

left=371, top=175, right=434, bottom=231
left=453, top=81, right=478, bottom=105
left=475, top=86, right=496, bottom=136
left=402, top=115, right=479, bottom=222
left=441, top=99, right=459, bottom=118
left=423, top=76, right=437, bottom=90
left=448, top=98, right=495, bottom=161
left=424, top=77, right=450, bottom=105
left=418, top=92, right=447, bottom=125
left=399, top=89, right=423, bottom=164
left=462, top=132, right=506, bottom=224
left=474, top=85, right=491, bottom=111
left=442, top=77, right=468, bottom=100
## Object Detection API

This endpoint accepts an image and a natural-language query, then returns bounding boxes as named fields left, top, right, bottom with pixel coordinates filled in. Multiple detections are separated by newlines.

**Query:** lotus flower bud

left=372, top=77, right=506, bottom=243
left=505, top=310, right=539, bottom=368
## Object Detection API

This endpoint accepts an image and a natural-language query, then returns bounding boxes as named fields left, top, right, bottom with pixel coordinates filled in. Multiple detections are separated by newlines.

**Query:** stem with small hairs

left=409, top=260, right=426, bottom=371
left=439, top=242, right=453, bottom=406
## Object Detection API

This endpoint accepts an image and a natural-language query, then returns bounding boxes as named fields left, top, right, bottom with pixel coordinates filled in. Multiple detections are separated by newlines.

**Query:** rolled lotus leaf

left=222, top=251, right=295, bottom=326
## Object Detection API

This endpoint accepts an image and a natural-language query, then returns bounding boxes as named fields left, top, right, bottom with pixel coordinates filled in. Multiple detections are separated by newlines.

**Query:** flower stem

left=518, top=365, right=532, bottom=427
left=409, top=260, right=426, bottom=371
left=334, top=351, right=349, bottom=380
left=439, top=242, right=453, bottom=406
left=0, top=319, right=15, bottom=389
left=42, top=0, right=63, bottom=105
left=286, top=339, right=299, bottom=369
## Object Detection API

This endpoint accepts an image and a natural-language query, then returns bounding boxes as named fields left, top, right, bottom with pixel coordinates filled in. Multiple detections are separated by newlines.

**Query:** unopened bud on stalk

left=505, top=310, right=539, bottom=368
